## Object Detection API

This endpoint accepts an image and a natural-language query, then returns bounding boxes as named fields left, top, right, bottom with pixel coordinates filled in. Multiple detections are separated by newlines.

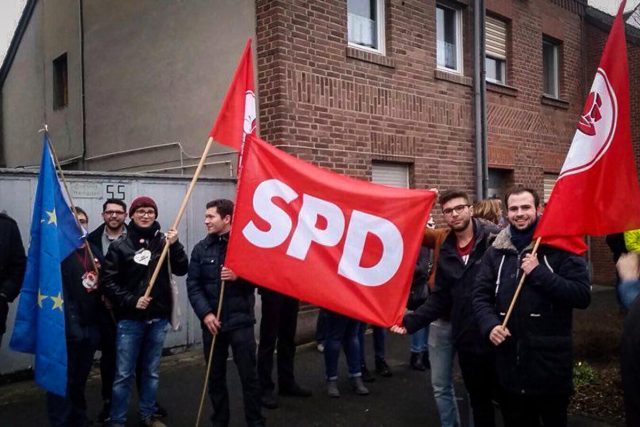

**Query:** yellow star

left=50, top=292, right=64, bottom=311
left=46, top=209, right=57, bottom=226
left=37, top=290, right=48, bottom=307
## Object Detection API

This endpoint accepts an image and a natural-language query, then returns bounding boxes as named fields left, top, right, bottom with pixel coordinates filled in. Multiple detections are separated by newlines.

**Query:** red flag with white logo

left=209, top=39, right=256, bottom=150
left=225, top=135, right=436, bottom=327
left=534, top=0, right=640, bottom=253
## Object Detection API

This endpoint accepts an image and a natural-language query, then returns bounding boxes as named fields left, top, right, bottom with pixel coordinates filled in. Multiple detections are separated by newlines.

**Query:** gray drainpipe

left=78, top=0, right=87, bottom=168
left=473, top=0, right=488, bottom=199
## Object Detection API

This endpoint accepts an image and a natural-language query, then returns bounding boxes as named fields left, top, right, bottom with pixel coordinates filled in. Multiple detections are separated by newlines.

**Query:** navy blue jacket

left=404, top=218, right=500, bottom=354
left=473, top=226, right=591, bottom=396
left=186, top=232, right=256, bottom=333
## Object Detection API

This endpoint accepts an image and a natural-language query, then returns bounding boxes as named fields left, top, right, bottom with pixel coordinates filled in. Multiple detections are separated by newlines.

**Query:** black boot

left=422, top=350, right=431, bottom=370
left=410, top=352, right=426, bottom=371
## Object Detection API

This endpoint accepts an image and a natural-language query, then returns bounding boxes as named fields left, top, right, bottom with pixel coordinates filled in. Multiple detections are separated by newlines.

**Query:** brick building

left=1, top=0, right=639, bottom=284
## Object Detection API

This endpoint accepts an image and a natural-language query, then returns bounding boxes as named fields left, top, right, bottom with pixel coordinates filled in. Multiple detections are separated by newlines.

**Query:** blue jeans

left=619, top=279, right=640, bottom=310
left=410, top=326, right=429, bottom=353
left=110, top=319, right=169, bottom=424
left=428, top=320, right=460, bottom=427
left=323, top=311, right=362, bottom=380
left=358, top=324, right=386, bottom=364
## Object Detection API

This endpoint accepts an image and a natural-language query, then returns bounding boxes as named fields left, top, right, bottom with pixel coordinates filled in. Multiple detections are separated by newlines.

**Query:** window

left=543, top=173, right=557, bottom=203
left=543, top=38, right=560, bottom=98
left=485, top=16, right=507, bottom=85
left=488, top=168, right=513, bottom=199
left=348, top=0, right=385, bottom=53
left=371, top=162, right=409, bottom=188
left=436, top=4, right=463, bottom=73
left=53, top=53, right=68, bottom=110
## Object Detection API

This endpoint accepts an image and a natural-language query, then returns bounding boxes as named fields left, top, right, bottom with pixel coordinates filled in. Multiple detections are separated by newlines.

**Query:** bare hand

left=203, top=313, right=222, bottom=335
left=617, top=253, right=640, bottom=281
left=390, top=325, right=407, bottom=335
left=428, top=188, right=439, bottom=195
left=221, top=266, right=238, bottom=282
left=165, top=228, right=179, bottom=245
left=521, top=253, right=539, bottom=275
left=489, top=325, right=511, bottom=346
left=136, top=296, right=152, bottom=310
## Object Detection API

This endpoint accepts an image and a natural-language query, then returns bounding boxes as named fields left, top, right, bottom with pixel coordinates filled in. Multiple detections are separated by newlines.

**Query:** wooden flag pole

left=195, top=280, right=226, bottom=427
left=45, top=131, right=100, bottom=275
left=501, top=236, right=542, bottom=328
left=144, top=136, right=215, bottom=297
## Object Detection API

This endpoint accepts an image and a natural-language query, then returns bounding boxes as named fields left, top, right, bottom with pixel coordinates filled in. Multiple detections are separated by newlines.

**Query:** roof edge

left=0, top=0, right=38, bottom=89
left=586, top=5, right=640, bottom=45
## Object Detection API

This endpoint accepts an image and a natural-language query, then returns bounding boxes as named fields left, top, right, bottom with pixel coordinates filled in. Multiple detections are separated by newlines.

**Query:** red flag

left=225, top=135, right=436, bottom=327
left=534, top=0, right=640, bottom=254
left=209, top=39, right=256, bottom=150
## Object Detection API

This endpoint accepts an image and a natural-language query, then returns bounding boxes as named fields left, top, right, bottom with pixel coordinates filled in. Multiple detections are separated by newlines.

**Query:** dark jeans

left=499, top=390, right=569, bottom=427
left=204, top=326, right=264, bottom=427
left=358, top=324, right=386, bottom=364
left=622, top=296, right=640, bottom=426
left=315, top=309, right=328, bottom=343
left=98, top=308, right=117, bottom=402
left=47, top=333, right=98, bottom=427
left=257, top=290, right=299, bottom=392
left=323, top=311, right=362, bottom=380
left=458, top=349, right=498, bottom=427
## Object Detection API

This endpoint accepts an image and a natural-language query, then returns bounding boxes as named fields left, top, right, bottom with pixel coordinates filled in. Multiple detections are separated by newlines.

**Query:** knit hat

left=129, top=196, right=158, bottom=218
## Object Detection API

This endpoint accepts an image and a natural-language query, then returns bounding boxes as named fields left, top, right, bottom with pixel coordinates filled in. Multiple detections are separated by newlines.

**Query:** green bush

left=574, top=361, right=598, bottom=388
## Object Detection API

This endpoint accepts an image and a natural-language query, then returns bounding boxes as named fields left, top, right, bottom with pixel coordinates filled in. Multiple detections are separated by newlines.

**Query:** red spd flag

left=535, top=0, right=640, bottom=253
left=209, top=39, right=256, bottom=150
left=225, top=135, right=436, bottom=327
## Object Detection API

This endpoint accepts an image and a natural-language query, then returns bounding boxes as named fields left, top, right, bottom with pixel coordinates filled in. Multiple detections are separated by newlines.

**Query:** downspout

left=473, top=0, right=488, bottom=199
left=78, top=0, right=86, bottom=168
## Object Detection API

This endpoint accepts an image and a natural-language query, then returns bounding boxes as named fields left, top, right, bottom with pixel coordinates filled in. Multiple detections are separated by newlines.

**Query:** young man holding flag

left=472, top=186, right=591, bottom=426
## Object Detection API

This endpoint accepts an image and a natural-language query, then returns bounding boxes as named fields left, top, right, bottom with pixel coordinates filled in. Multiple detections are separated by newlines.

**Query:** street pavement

left=0, top=330, right=617, bottom=427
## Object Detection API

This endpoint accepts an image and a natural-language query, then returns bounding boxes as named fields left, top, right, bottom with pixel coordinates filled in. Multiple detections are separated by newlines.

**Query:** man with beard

left=473, top=186, right=591, bottom=427
left=391, top=189, right=500, bottom=427
left=102, top=196, right=188, bottom=427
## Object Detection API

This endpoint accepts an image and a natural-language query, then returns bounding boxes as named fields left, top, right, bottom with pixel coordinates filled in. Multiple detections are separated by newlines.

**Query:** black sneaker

left=360, top=365, right=376, bottom=383
left=375, top=359, right=392, bottom=377
left=261, top=389, right=279, bottom=409
left=279, top=383, right=311, bottom=397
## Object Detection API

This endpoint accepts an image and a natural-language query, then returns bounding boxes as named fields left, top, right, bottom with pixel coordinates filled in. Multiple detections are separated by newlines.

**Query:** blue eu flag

left=10, top=135, right=84, bottom=396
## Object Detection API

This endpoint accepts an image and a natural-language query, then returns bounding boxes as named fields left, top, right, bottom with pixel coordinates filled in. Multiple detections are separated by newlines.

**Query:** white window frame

left=436, top=4, right=464, bottom=75
left=485, top=15, right=507, bottom=85
left=347, top=0, right=386, bottom=55
left=543, top=39, right=560, bottom=98
left=485, top=56, right=506, bottom=85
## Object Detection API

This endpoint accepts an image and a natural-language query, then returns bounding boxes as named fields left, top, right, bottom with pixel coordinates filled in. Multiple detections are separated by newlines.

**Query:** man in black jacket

left=391, top=190, right=500, bottom=427
left=102, top=196, right=188, bottom=427
left=0, top=211, right=26, bottom=346
left=473, top=186, right=591, bottom=427
left=87, top=198, right=128, bottom=423
left=187, top=199, right=264, bottom=427
left=47, top=207, right=101, bottom=427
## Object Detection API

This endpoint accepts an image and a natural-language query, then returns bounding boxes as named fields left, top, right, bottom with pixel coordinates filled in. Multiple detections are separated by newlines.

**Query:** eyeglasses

left=104, top=210, right=126, bottom=216
left=135, top=209, right=156, bottom=217
left=442, top=204, right=470, bottom=216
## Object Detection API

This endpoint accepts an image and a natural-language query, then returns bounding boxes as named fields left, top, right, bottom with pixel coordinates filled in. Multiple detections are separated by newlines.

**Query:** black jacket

left=472, top=226, right=591, bottom=396
left=0, top=213, right=26, bottom=335
left=0, top=213, right=26, bottom=303
left=404, top=218, right=499, bottom=354
left=61, top=245, right=102, bottom=343
left=101, top=222, right=188, bottom=321
left=187, top=232, right=256, bottom=333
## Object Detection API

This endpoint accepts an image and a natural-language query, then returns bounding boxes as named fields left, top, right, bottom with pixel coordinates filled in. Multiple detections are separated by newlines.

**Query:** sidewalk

left=0, top=329, right=617, bottom=426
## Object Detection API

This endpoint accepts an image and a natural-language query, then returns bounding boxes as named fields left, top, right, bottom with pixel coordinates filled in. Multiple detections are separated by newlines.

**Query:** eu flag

left=10, top=135, right=84, bottom=396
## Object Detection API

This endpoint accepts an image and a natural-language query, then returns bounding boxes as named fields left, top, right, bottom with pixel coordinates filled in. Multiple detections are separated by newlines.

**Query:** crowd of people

left=0, top=184, right=639, bottom=426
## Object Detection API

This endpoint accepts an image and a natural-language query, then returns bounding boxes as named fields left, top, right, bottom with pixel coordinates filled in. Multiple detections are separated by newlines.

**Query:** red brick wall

left=254, top=0, right=636, bottom=284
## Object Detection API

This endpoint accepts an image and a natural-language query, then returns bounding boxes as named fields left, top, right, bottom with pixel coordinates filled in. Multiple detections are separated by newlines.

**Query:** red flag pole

left=501, top=236, right=542, bottom=328
left=144, top=136, right=215, bottom=297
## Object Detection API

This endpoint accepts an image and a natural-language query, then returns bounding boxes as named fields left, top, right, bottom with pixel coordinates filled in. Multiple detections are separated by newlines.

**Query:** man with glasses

left=102, top=196, right=188, bottom=427
left=392, top=189, right=500, bottom=427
